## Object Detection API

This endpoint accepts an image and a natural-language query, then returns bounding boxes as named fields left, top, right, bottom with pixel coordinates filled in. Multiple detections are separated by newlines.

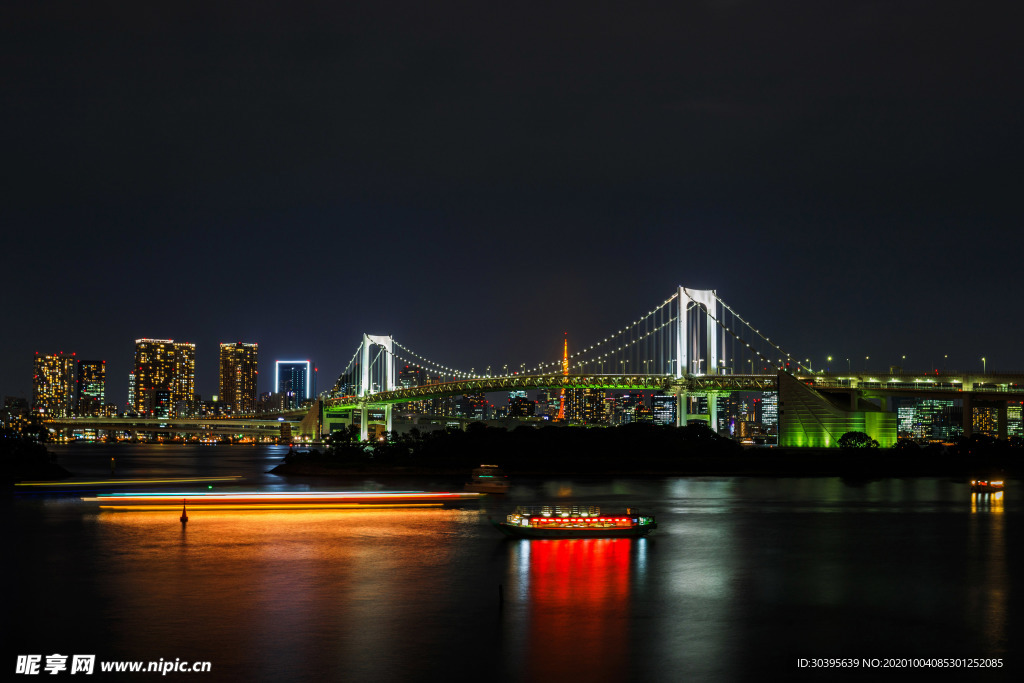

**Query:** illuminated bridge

left=310, top=286, right=1024, bottom=447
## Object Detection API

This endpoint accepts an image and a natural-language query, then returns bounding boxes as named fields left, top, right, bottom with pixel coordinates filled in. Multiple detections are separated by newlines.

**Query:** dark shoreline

left=268, top=447, right=1019, bottom=480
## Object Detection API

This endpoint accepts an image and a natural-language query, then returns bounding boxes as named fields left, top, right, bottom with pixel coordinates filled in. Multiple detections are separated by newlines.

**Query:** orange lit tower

left=557, top=333, right=568, bottom=420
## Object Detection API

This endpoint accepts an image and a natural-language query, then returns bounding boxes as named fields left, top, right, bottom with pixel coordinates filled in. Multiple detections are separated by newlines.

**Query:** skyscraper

left=220, top=342, right=259, bottom=414
left=33, top=352, right=75, bottom=418
left=76, top=360, right=105, bottom=417
left=133, top=339, right=196, bottom=417
left=276, top=360, right=312, bottom=409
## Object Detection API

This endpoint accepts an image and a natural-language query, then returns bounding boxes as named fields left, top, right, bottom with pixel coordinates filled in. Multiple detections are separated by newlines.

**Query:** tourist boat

left=464, top=464, right=510, bottom=494
left=493, top=505, right=657, bottom=538
left=970, top=479, right=1005, bottom=493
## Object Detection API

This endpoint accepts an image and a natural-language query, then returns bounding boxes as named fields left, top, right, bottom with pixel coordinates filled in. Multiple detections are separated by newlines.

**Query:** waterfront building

left=608, top=393, right=644, bottom=425
left=897, top=400, right=921, bottom=439
left=760, top=391, right=779, bottom=430
left=32, top=352, right=76, bottom=418
left=126, top=373, right=136, bottom=415
left=276, top=360, right=313, bottom=409
left=1008, top=402, right=1022, bottom=438
left=460, top=392, right=488, bottom=420
left=564, top=387, right=601, bottom=424
left=76, top=360, right=105, bottom=417
left=174, top=342, right=196, bottom=414
left=536, top=389, right=560, bottom=419
left=2, top=396, right=31, bottom=434
left=634, top=398, right=653, bottom=424
left=133, top=339, right=195, bottom=417
left=220, top=342, right=259, bottom=414
left=777, top=374, right=896, bottom=447
left=152, top=390, right=172, bottom=419
left=509, top=395, right=536, bottom=418
left=258, top=392, right=290, bottom=413
left=652, top=393, right=676, bottom=426
left=918, top=399, right=959, bottom=441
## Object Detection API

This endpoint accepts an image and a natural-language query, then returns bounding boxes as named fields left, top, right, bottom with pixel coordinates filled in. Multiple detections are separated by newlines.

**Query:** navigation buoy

left=180, top=499, right=188, bottom=525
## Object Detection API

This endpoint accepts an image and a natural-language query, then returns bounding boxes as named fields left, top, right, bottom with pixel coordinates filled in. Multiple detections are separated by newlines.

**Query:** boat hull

left=493, top=521, right=656, bottom=538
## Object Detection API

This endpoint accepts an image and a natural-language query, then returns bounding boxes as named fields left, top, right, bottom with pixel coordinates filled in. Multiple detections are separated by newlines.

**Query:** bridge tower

left=675, top=286, right=719, bottom=378
left=675, top=287, right=721, bottom=430
left=359, top=334, right=396, bottom=442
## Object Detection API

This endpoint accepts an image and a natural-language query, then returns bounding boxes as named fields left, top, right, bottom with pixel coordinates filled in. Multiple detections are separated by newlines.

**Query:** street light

left=827, top=356, right=832, bottom=373
left=982, top=357, right=987, bottom=373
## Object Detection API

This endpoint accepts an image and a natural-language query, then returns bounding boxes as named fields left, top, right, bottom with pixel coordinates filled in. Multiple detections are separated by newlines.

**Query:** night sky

left=4, top=1, right=1022, bottom=406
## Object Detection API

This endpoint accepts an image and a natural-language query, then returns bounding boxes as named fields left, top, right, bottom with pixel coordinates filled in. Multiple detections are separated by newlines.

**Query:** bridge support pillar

left=675, top=386, right=688, bottom=427
left=709, top=393, right=719, bottom=433
left=359, top=404, right=393, bottom=442
left=962, top=394, right=973, bottom=438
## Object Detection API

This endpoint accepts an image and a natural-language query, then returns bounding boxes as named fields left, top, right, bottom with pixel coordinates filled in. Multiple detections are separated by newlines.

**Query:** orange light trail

left=97, top=503, right=445, bottom=511
left=83, top=490, right=484, bottom=510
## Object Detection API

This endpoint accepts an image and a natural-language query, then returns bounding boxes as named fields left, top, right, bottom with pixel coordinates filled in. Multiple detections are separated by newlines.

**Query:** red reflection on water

left=522, top=539, right=633, bottom=679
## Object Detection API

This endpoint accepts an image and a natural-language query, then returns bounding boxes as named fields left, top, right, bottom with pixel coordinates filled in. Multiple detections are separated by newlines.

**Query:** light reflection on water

left=12, top=448, right=1020, bottom=681
left=505, top=538, right=637, bottom=681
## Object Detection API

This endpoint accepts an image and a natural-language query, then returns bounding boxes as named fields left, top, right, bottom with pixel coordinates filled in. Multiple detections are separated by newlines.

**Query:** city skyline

left=3, top=2, right=1021, bottom=406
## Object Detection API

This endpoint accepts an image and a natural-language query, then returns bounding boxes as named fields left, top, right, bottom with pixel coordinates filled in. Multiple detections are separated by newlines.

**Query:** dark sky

left=3, top=1, right=1022, bottom=405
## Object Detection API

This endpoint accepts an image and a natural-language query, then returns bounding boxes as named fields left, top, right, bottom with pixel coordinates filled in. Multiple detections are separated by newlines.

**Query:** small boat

left=464, top=464, right=510, bottom=494
left=970, top=479, right=1005, bottom=493
left=493, top=505, right=657, bottom=538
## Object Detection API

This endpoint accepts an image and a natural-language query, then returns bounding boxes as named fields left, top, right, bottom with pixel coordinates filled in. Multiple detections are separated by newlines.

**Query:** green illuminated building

left=778, top=373, right=897, bottom=447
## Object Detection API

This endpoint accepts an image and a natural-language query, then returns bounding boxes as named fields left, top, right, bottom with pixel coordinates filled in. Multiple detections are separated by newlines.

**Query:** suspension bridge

left=303, top=285, right=1024, bottom=447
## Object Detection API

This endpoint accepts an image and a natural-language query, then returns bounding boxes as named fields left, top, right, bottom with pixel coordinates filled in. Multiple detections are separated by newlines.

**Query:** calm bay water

left=11, top=445, right=1020, bottom=681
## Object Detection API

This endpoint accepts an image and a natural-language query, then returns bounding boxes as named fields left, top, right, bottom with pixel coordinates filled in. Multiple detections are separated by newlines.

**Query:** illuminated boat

left=82, top=490, right=483, bottom=511
left=970, top=479, right=1005, bottom=493
left=464, top=464, right=510, bottom=494
left=493, top=505, right=657, bottom=538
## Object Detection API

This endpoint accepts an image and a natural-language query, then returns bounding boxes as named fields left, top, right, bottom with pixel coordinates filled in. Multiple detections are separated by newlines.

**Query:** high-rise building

left=607, top=392, right=644, bottom=425
left=276, top=360, right=312, bottom=409
left=508, top=391, right=535, bottom=418
left=33, top=352, right=76, bottom=418
left=174, top=342, right=196, bottom=413
left=1008, top=402, right=1022, bottom=438
left=460, top=392, right=488, bottom=420
left=127, top=373, right=136, bottom=414
left=760, top=391, right=779, bottom=430
left=76, top=360, right=105, bottom=417
left=133, top=339, right=196, bottom=417
left=652, top=393, right=676, bottom=426
left=220, top=342, right=259, bottom=414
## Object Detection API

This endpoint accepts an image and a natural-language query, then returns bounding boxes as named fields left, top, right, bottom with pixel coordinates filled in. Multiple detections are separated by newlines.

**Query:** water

left=11, top=445, right=1019, bottom=681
